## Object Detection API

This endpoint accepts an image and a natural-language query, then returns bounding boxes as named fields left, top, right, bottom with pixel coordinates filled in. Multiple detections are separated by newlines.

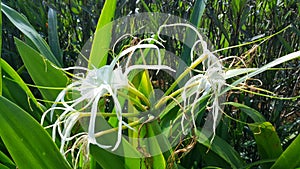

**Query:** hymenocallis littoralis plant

left=40, top=22, right=228, bottom=167
left=41, top=21, right=299, bottom=168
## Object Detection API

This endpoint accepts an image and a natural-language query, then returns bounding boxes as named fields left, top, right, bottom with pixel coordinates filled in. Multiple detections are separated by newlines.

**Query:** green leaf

left=0, top=96, right=71, bottom=169
left=224, top=102, right=266, bottom=122
left=88, top=113, right=141, bottom=169
left=179, top=0, right=206, bottom=70
left=90, top=145, right=125, bottom=169
left=190, top=0, right=206, bottom=28
left=249, top=122, right=283, bottom=169
left=0, top=1, right=2, bottom=96
left=0, top=150, right=15, bottom=168
left=225, top=68, right=257, bottom=79
left=1, top=58, right=42, bottom=111
left=277, top=35, right=293, bottom=53
left=1, top=3, right=61, bottom=67
left=88, top=0, right=117, bottom=68
left=271, top=134, right=300, bottom=169
left=144, top=120, right=167, bottom=169
left=14, top=38, right=69, bottom=102
left=0, top=164, right=10, bottom=169
left=223, top=51, right=300, bottom=94
left=196, top=130, right=245, bottom=169
left=47, top=8, right=62, bottom=64
left=1, top=74, right=44, bottom=121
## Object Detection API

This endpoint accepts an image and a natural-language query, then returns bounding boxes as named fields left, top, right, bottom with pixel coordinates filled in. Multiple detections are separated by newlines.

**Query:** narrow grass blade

left=271, top=134, right=300, bottom=169
left=48, top=8, right=62, bottom=64
left=88, top=0, right=117, bottom=68
left=249, top=122, right=283, bottom=169
left=1, top=3, right=61, bottom=67
left=15, top=38, right=68, bottom=102
left=0, top=96, right=71, bottom=169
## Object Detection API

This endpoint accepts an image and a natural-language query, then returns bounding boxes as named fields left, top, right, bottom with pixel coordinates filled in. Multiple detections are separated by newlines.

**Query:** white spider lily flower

left=157, top=23, right=225, bottom=140
left=41, top=39, right=175, bottom=160
left=181, top=49, right=225, bottom=140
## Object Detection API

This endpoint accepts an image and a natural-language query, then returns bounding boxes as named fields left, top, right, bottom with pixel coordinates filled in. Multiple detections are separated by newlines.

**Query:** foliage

left=0, top=0, right=299, bottom=169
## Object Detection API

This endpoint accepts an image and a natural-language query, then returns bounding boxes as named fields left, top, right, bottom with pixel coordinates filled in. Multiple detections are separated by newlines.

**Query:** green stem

left=79, top=112, right=139, bottom=118
left=164, top=53, right=208, bottom=96
left=94, top=119, right=142, bottom=138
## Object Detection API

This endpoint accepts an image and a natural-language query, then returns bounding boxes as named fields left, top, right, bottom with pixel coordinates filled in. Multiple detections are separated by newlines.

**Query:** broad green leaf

left=224, top=102, right=266, bottom=122
left=90, top=145, right=125, bottom=169
left=271, top=134, right=300, bottom=169
left=48, top=8, right=62, bottom=64
left=89, top=0, right=117, bottom=68
left=88, top=113, right=141, bottom=169
left=249, top=122, right=283, bottom=169
left=14, top=38, right=69, bottom=102
left=0, top=1, right=2, bottom=96
left=0, top=58, right=42, bottom=111
left=196, top=130, right=245, bottom=169
left=0, top=96, right=71, bottom=169
left=1, top=3, right=61, bottom=67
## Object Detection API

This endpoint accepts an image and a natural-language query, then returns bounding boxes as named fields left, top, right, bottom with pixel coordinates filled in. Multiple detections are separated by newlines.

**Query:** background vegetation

left=0, top=0, right=299, bottom=168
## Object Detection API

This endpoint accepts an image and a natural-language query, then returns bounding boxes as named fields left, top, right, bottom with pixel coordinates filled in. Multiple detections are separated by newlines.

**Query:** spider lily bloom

left=41, top=38, right=175, bottom=160
left=157, top=23, right=226, bottom=140
left=181, top=48, right=225, bottom=139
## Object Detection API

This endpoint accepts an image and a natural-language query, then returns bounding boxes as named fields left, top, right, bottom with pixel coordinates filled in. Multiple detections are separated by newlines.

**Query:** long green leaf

left=0, top=1, right=2, bottom=96
left=90, top=145, right=125, bottom=169
left=178, top=0, right=206, bottom=70
left=14, top=38, right=68, bottom=102
left=0, top=58, right=42, bottom=111
left=224, top=102, right=266, bottom=122
left=88, top=0, right=117, bottom=68
left=249, top=122, right=283, bottom=169
left=1, top=3, right=61, bottom=67
left=0, top=96, right=71, bottom=169
left=271, top=134, right=300, bottom=169
left=48, top=8, right=62, bottom=64
left=223, top=51, right=300, bottom=94
left=225, top=68, right=257, bottom=79
left=196, top=130, right=245, bottom=168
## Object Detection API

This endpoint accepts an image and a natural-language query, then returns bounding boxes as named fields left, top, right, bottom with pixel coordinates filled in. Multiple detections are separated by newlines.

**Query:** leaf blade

left=0, top=96, right=71, bottom=169
left=1, top=3, right=61, bottom=67
left=88, top=0, right=117, bottom=68
left=14, top=38, right=68, bottom=102
left=271, top=134, right=300, bottom=169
